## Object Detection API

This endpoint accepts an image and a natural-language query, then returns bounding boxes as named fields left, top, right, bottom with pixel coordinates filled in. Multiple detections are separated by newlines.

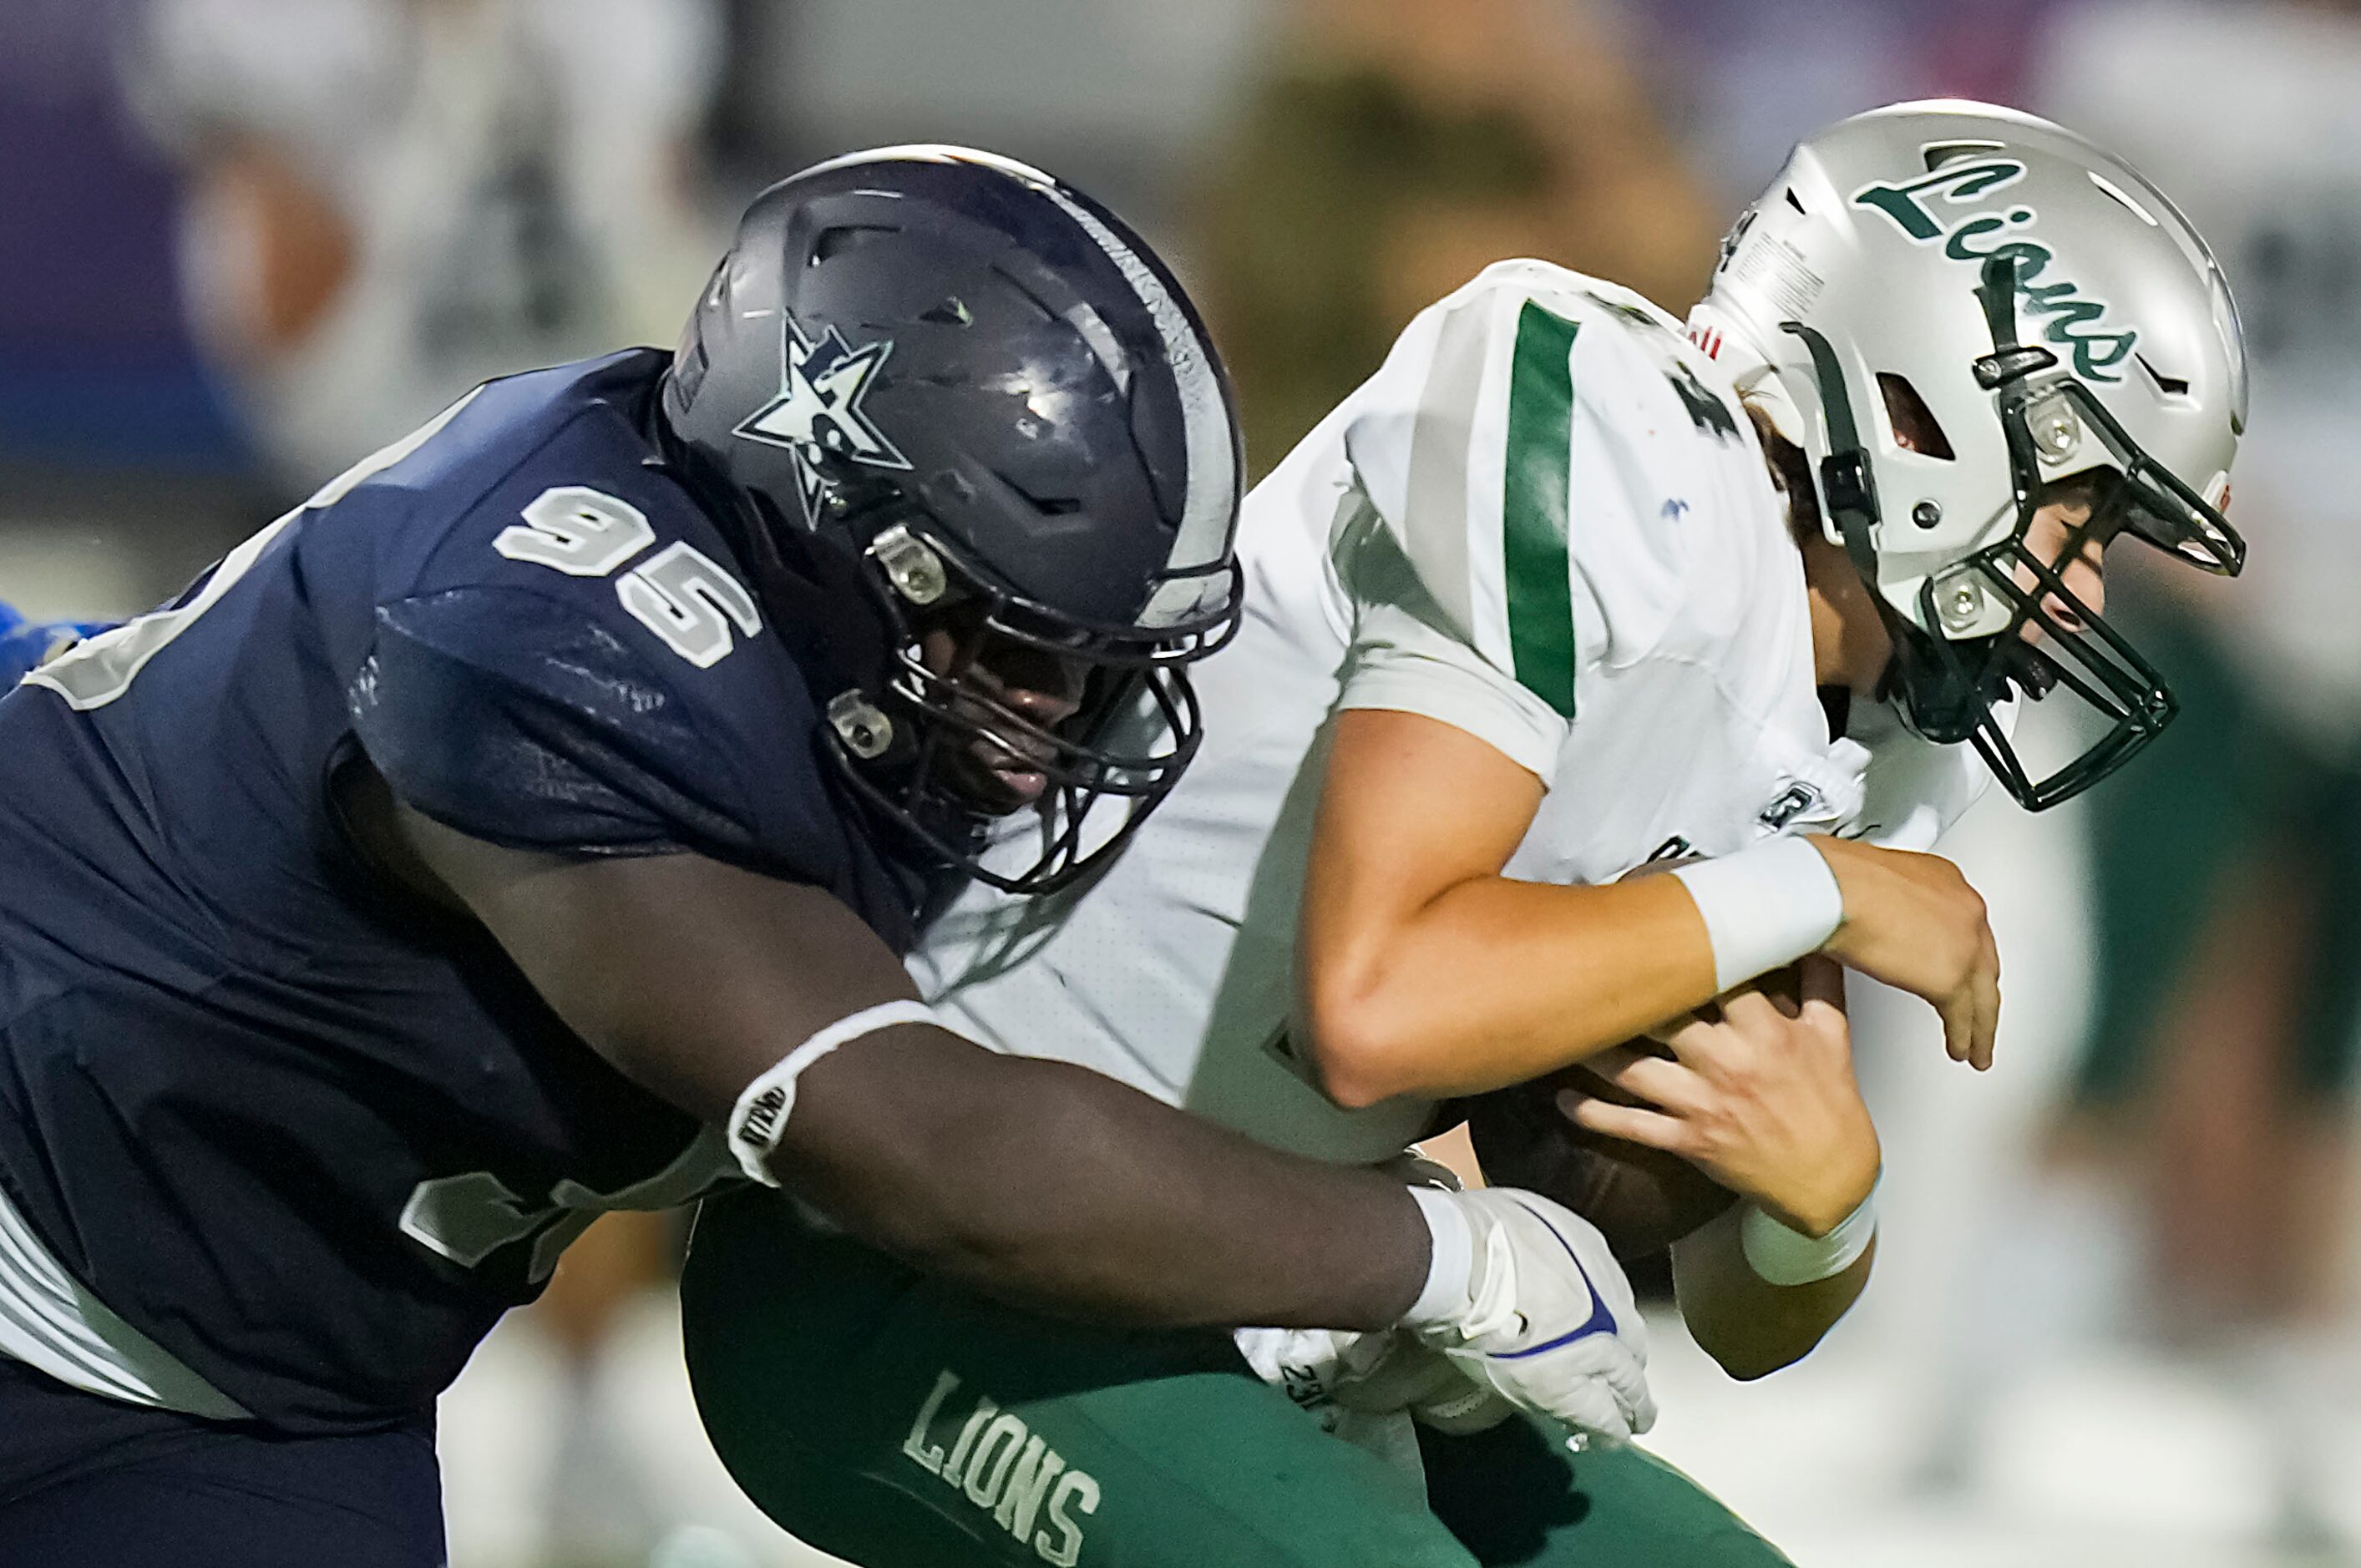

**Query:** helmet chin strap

left=1778, top=321, right=1887, bottom=593
left=1720, top=290, right=2083, bottom=772
left=1776, top=255, right=2060, bottom=628
left=1777, top=318, right=1956, bottom=723
left=1694, top=297, right=1901, bottom=703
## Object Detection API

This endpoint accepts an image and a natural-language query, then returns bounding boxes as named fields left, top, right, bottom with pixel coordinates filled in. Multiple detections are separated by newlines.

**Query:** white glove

left=1327, top=1329, right=1517, bottom=1435
left=1398, top=1187, right=1656, bottom=1440
left=1234, top=1324, right=1515, bottom=1437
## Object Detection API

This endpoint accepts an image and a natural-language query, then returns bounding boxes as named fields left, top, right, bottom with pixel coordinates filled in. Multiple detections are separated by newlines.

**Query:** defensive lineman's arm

left=1298, top=708, right=2002, bottom=1106
left=344, top=765, right=1429, bottom=1332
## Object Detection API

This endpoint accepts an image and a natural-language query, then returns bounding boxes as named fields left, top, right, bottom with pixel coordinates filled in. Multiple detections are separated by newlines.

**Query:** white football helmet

left=1690, top=100, right=2247, bottom=807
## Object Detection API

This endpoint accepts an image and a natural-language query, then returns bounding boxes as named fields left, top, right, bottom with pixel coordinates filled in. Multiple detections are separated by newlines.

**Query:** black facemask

left=816, top=496, right=1241, bottom=896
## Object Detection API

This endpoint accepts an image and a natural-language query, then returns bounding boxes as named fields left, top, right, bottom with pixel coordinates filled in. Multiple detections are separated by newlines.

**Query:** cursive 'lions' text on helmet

left=1689, top=101, right=2247, bottom=808
left=661, top=146, right=1244, bottom=893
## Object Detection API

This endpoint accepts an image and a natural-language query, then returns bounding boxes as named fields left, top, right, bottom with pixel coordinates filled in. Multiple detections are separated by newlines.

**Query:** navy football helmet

left=661, top=146, right=1244, bottom=893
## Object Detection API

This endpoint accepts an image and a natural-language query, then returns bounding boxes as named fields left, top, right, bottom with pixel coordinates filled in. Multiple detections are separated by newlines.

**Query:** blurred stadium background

left=6, top=0, right=2361, bottom=1564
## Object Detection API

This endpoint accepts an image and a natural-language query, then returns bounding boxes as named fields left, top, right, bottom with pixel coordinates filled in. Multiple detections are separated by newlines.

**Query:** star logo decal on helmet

left=734, top=311, right=913, bottom=514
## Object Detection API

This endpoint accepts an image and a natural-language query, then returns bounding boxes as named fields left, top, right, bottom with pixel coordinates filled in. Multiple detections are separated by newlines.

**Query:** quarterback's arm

left=1299, top=707, right=2003, bottom=1102
left=1299, top=707, right=1720, bottom=1105
left=353, top=771, right=1430, bottom=1331
left=1669, top=1209, right=1873, bottom=1381
left=1565, top=961, right=1877, bottom=1377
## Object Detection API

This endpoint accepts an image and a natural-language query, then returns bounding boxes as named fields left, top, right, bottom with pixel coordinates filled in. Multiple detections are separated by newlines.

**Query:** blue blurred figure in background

left=0, top=604, right=108, bottom=692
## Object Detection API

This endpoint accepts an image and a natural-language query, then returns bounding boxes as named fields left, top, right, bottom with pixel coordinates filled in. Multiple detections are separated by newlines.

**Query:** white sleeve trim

left=1402, top=1186, right=1477, bottom=1327
left=727, top=1000, right=941, bottom=1186
left=0, top=1176, right=252, bottom=1419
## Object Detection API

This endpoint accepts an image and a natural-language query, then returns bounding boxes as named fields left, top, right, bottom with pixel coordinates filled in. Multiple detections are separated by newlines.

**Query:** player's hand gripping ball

left=1462, top=961, right=1804, bottom=1261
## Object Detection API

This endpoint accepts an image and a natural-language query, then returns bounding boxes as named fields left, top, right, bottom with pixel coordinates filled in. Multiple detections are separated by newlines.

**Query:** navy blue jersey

left=0, top=352, right=922, bottom=1432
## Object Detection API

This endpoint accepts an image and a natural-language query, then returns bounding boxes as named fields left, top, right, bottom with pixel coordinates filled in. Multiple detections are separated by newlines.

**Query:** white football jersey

left=909, top=260, right=1985, bottom=1164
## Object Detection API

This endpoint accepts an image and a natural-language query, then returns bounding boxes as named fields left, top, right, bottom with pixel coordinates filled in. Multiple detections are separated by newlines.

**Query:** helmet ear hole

left=2135, top=353, right=2192, bottom=398
left=995, top=471, right=1084, bottom=518
left=812, top=225, right=899, bottom=264
left=1877, top=373, right=1956, bottom=460
left=1921, top=139, right=2007, bottom=171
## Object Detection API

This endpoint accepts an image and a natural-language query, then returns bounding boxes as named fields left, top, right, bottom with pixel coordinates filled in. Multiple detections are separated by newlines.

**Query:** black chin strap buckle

left=1781, top=320, right=1891, bottom=592
left=1973, top=344, right=2060, bottom=391
left=1818, top=449, right=1878, bottom=527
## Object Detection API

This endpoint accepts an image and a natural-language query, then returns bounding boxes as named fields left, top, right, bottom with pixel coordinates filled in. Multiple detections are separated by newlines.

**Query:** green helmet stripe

left=1503, top=301, right=1581, bottom=719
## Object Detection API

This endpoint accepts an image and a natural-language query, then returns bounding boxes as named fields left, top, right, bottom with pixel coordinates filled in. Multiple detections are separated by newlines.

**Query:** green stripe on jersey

left=1503, top=301, right=1580, bottom=718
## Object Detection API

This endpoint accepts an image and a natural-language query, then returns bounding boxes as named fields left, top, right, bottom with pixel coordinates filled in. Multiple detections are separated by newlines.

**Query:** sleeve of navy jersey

left=346, top=402, right=848, bottom=883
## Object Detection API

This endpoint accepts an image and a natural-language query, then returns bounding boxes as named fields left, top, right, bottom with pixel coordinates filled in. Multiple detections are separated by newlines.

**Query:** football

left=1462, top=963, right=1806, bottom=1259
left=1463, top=1055, right=1736, bottom=1261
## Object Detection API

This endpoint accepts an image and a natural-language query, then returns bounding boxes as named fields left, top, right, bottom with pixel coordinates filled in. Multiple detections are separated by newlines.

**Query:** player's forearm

left=777, top=1029, right=1429, bottom=1332
left=1669, top=1206, right=1872, bottom=1381
left=393, top=817, right=1433, bottom=1331
left=1302, top=872, right=1717, bottom=1106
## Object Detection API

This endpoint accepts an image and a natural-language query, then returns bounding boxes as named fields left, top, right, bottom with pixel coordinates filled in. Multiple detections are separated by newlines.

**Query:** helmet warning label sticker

left=1727, top=234, right=1826, bottom=324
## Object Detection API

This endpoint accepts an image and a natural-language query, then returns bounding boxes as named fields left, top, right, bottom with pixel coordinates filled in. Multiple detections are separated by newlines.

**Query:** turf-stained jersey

left=0, top=351, right=919, bottom=1432
left=909, top=261, right=1985, bottom=1164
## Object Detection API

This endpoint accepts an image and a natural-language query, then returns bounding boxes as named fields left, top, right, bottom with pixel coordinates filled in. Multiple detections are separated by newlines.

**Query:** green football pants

left=681, top=1188, right=1792, bottom=1568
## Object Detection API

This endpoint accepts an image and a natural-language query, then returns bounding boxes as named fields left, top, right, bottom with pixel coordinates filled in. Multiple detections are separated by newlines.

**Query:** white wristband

left=726, top=1000, right=940, bottom=1186
left=1401, top=1186, right=1475, bottom=1327
left=1740, top=1181, right=1878, bottom=1286
left=1669, top=836, right=1845, bottom=994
